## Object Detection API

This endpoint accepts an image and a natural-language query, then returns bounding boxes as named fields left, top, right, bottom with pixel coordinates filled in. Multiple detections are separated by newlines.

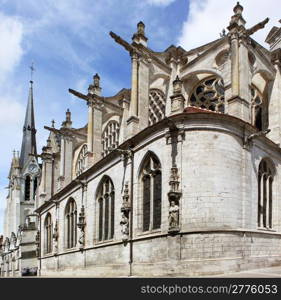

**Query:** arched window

left=24, top=175, right=31, bottom=201
left=33, top=177, right=38, bottom=200
left=140, top=153, right=162, bottom=231
left=149, top=89, right=166, bottom=126
left=102, top=121, right=120, bottom=157
left=75, top=144, right=88, bottom=177
left=258, top=159, right=274, bottom=229
left=44, top=213, right=52, bottom=254
left=251, top=85, right=263, bottom=131
left=189, top=77, right=225, bottom=113
left=65, top=199, right=77, bottom=248
left=96, top=177, right=115, bottom=241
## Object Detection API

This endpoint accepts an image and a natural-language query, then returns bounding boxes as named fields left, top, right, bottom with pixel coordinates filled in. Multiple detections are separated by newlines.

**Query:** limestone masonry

left=1, top=3, right=281, bottom=277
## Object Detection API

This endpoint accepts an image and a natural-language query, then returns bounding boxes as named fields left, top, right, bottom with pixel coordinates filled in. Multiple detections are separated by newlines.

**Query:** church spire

left=19, top=66, right=37, bottom=169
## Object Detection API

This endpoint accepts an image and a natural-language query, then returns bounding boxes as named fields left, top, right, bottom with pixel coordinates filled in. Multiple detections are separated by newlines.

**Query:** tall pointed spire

left=19, top=67, right=37, bottom=169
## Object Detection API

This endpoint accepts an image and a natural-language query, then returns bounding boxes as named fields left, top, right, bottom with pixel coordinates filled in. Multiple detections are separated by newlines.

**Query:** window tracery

left=258, top=159, right=274, bottom=229
left=102, top=121, right=120, bottom=157
left=149, top=89, right=166, bottom=125
left=44, top=213, right=52, bottom=254
left=140, top=153, right=162, bottom=231
left=65, top=198, right=77, bottom=249
left=96, top=176, right=115, bottom=241
left=189, top=77, right=225, bottom=113
left=75, top=144, right=88, bottom=177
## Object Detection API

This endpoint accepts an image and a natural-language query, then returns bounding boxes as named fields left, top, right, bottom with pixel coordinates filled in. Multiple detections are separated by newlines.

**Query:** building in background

left=0, top=79, right=40, bottom=276
left=1, top=3, right=281, bottom=277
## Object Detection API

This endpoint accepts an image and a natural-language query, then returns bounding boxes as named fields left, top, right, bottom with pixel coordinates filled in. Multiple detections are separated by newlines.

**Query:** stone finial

left=51, top=119, right=55, bottom=128
left=93, top=73, right=100, bottom=87
left=88, top=73, right=102, bottom=96
left=61, top=109, right=72, bottom=128
left=66, top=108, right=71, bottom=122
left=47, top=137, right=51, bottom=148
left=233, top=2, right=243, bottom=15
left=137, top=21, right=145, bottom=35
left=173, top=75, right=183, bottom=94
left=132, top=21, right=148, bottom=47
left=171, top=76, right=185, bottom=114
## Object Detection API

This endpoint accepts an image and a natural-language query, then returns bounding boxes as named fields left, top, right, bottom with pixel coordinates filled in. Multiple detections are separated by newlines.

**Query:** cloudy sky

left=0, top=0, right=280, bottom=234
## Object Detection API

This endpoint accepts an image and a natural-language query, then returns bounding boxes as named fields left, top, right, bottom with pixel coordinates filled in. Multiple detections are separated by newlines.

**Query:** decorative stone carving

left=4, top=238, right=10, bottom=253
left=168, top=167, right=181, bottom=233
left=121, top=182, right=130, bottom=211
left=35, top=230, right=40, bottom=257
left=77, top=205, right=86, bottom=249
left=120, top=212, right=129, bottom=242
left=52, top=221, right=59, bottom=254
left=120, top=182, right=130, bottom=242
left=170, top=76, right=185, bottom=114
left=16, top=226, right=23, bottom=247
left=10, top=232, right=17, bottom=250
left=168, top=201, right=179, bottom=231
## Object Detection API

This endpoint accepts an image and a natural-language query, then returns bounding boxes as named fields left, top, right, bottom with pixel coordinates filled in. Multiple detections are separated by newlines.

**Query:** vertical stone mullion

left=150, top=173, right=154, bottom=231
left=102, top=192, right=106, bottom=240
left=268, top=176, right=273, bottom=228
left=257, top=172, right=261, bottom=227
left=260, top=173, right=264, bottom=228
left=266, top=175, right=270, bottom=228
left=108, top=191, right=112, bottom=240
left=263, top=174, right=267, bottom=228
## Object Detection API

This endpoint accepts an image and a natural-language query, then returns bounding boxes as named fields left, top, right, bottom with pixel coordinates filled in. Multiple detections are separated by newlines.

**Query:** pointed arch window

left=102, top=121, right=120, bottom=157
left=75, top=144, right=88, bottom=177
left=251, top=85, right=264, bottom=131
left=24, top=175, right=31, bottom=201
left=33, top=177, right=38, bottom=200
left=189, top=77, right=225, bottom=112
left=65, top=198, right=77, bottom=248
left=96, top=177, right=115, bottom=241
left=44, top=213, right=52, bottom=254
left=258, top=159, right=274, bottom=229
left=140, top=153, right=162, bottom=231
left=149, top=89, right=166, bottom=126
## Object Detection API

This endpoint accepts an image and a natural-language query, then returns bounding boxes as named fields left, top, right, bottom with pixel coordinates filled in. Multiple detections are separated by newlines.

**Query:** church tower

left=3, top=77, right=40, bottom=237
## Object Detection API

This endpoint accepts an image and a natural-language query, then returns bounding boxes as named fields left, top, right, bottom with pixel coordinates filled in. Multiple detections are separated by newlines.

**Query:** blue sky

left=0, top=0, right=280, bottom=234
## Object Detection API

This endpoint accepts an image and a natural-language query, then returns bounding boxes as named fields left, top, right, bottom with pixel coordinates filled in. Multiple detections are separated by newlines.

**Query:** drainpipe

left=38, top=212, right=41, bottom=276
left=129, top=150, right=134, bottom=277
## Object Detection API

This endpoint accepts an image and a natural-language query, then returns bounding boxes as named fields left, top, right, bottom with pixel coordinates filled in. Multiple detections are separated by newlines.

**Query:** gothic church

left=1, top=3, right=281, bottom=277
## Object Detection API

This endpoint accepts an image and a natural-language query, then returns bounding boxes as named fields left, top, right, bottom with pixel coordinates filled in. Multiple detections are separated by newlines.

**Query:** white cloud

left=0, top=12, right=24, bottom=82
left=178, top=0, right=280, bottom=50
left=0, top=96, right=24, bottom=171
left=145, top=0, right=176, bottom=6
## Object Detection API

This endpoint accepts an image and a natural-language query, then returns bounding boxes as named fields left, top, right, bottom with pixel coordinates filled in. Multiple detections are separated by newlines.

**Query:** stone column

left=129, top=51, right=139, bottom=118
left=64, top=136, right=73, bottom=185
left=87, top=101, right=94, bottom=153
left=268, top=53, right=281, bottom=145
left=59, top=138, right=65, bottom=178
left=93, top=103, right=103, bottom=162
left=127, top=51, right=140, bottom=138
left=227, top=34, right=251, bottom=123
left=230, top=33, right=239, bottom=97
left=138, top=57, right=150, bottom=130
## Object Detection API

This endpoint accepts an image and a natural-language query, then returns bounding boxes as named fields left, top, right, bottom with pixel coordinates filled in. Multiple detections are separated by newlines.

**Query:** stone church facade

left=2, top=3, right=281, bottom=277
